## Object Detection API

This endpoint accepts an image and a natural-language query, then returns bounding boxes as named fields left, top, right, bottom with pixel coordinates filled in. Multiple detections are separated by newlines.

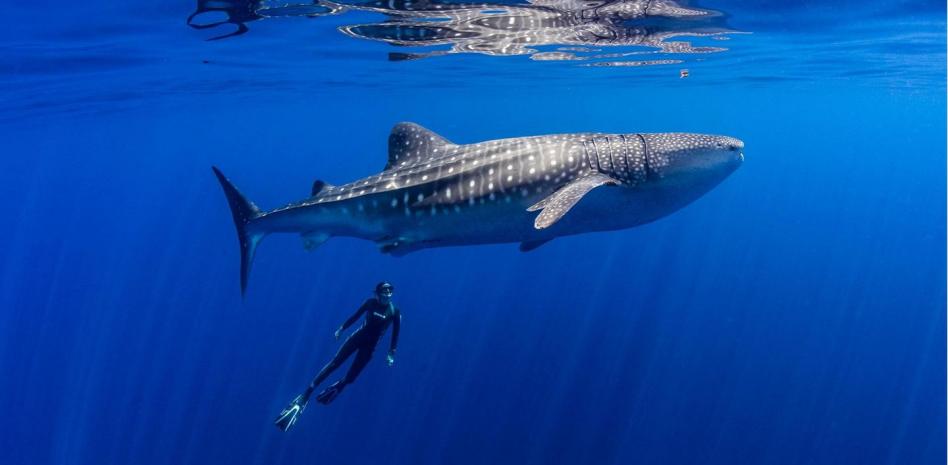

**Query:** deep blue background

left=1, top=1, right=945, bottom=464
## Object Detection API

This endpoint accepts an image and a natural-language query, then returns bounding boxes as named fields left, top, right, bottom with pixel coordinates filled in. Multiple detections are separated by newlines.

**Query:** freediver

left=274, top=281, right=402, bottom=431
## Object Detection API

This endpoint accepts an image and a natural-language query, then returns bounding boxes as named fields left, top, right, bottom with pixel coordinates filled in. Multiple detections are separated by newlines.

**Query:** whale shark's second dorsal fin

left=311, top=179, right=333, bottom=197
left=386, top=122, right=455, bottom=171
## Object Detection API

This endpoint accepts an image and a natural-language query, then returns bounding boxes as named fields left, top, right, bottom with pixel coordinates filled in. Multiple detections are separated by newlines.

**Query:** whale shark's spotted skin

left=213, top=122, right=743, bottom=292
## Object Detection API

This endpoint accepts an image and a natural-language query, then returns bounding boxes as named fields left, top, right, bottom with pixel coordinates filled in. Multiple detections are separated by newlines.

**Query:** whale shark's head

left=640, top=133, right=743, bottom=189
left=599, top=132, right=744, bottom=221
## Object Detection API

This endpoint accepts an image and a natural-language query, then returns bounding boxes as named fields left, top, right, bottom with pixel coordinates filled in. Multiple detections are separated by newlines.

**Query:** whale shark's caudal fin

left=212, top=166, right=264, bottom=295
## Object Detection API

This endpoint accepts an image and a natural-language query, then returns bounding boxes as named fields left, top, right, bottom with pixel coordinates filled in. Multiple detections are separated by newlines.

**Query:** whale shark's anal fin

left=377, top=236, right=421, bottom=257
left=519, top=239, right=552, bottom=252
left=527, top=173, right=618, bottom=230
left=386, top=122, right=456, bottom=171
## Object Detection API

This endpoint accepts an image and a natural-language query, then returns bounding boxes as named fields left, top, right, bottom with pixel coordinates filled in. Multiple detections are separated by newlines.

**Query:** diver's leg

left=302, top=332, right=360, bottom=402
left=275, top=333, right=363, bottom=431
left=343, top=345, right=374, bottom=385
left=315, top=344, right=374, bottom=405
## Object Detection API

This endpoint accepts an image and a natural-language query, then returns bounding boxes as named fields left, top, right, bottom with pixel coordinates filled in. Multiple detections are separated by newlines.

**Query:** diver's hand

left=386, top=350, right=395, bottom=367
left=334, top=328, right=342, bottom=340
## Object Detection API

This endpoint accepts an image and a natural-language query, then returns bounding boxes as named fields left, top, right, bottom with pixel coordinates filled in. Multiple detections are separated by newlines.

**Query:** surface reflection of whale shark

left=189, top=0, right=738, bottom=64
left=188, top=0, right=344, bottom=40
left=337, top=0, right=735, bottom=61
left=188, top=0, right=265, bottom=40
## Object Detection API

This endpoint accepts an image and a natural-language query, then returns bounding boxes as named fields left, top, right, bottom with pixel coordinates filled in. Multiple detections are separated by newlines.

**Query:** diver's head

left=375, top=281, right=394, bottom=303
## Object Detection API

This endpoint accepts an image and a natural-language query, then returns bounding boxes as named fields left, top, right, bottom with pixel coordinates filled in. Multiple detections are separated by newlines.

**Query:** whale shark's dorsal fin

left=386, top=122, right=455, bottom=171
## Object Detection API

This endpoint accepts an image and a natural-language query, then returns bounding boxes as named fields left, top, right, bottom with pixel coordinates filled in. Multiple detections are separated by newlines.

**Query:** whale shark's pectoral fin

left=519, top=239, right=552, bottom=252
left=527, top=173, right=618, bottom=229
left=386, top=122, right=456, bottom=171
left=302, top=232, right=330, bottom=251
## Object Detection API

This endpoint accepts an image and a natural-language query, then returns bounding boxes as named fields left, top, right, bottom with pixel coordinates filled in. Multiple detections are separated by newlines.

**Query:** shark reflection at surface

left=189, top=0, right=740, bottom=65
left=337, top=0, right=735, bottom=63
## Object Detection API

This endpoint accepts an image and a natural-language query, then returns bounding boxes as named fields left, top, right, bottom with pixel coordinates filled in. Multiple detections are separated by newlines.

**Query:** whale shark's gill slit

left=584, top=140, right=600, bottom=172
left=581, top=140, right=590, bottom=172
left=636, top=133, right=651, bottom=181
left=607, top=137, right=617, bottom=174
left=617, top=134, right=631, bottom=181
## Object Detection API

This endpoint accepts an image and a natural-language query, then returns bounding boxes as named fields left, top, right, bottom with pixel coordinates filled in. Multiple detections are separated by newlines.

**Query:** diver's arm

left=336, top=300, right=369, bottom=338
left=387, top=310, right=401, bottom=366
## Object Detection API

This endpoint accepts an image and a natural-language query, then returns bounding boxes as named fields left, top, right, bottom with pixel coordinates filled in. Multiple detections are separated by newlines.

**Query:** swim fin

left=315, top=380, right=346, bottom=405
left=274, top=394, right=307, bottom=432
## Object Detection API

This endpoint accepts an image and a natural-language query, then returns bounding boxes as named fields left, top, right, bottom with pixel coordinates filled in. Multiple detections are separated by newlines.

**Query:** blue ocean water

left=1, top=0, right=945, bottom=464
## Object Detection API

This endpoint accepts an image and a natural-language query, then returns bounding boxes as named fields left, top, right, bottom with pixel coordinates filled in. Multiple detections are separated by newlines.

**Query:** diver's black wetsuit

left=303, top=298, right=401, bottom=401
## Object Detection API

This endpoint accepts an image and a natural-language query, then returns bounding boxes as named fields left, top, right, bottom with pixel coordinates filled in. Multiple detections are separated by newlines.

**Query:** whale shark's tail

left=212, top=166, right=264, bottom=295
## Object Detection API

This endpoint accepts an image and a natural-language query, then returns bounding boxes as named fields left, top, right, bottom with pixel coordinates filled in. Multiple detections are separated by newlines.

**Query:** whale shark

left=213, top=122, right=743, bottom=292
